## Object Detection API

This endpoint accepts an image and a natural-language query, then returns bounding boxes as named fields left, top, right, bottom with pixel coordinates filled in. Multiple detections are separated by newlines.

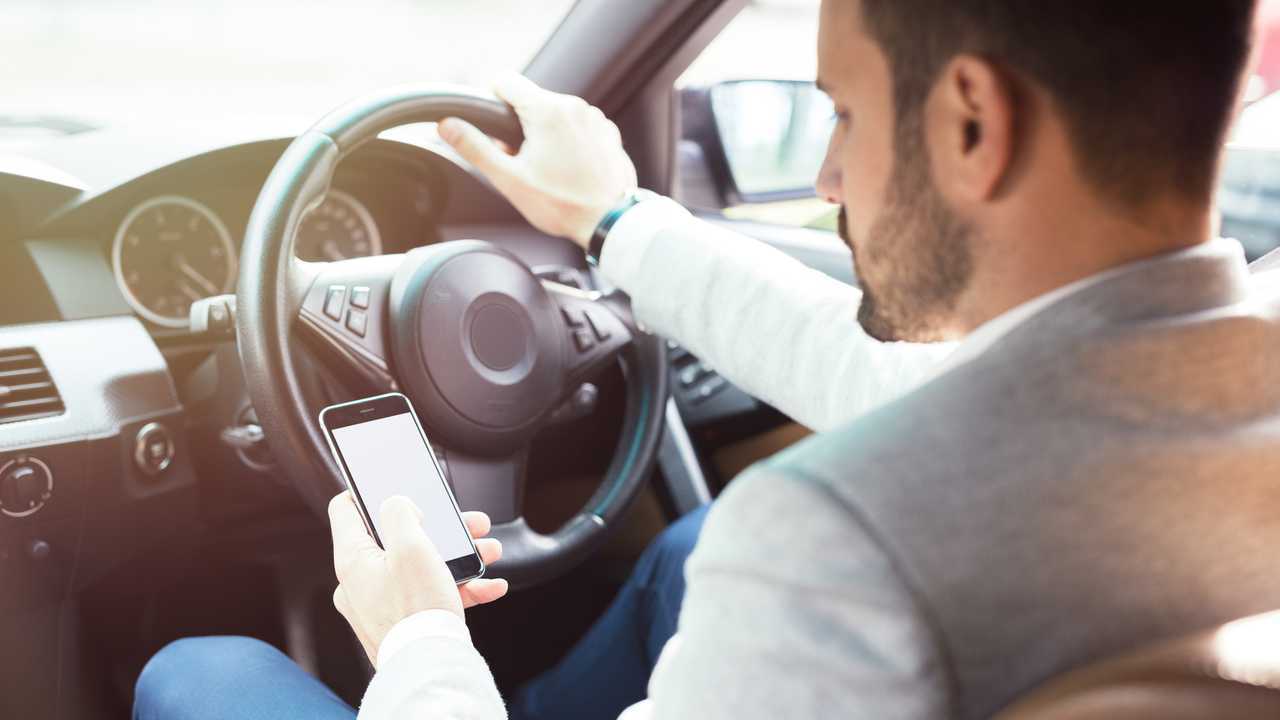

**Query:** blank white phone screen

left=330, top=412, right=474, bottom=562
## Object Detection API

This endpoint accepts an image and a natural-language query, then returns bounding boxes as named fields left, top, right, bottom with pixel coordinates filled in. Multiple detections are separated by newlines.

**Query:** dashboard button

left=572, top=328, right=594, bottom=352
left=346, top=309, right=368, bottom=337
left=350, top=286, right=371, bottom=309
left=134, top=422, right=174, bottom=477
left=0, top=456, right=54, bottom=518
left=323, top=286, right=346, bottom=320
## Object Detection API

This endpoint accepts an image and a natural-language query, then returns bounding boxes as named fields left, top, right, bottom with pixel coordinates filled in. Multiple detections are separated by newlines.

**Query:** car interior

left=6, top=0, right=1280, bottom=717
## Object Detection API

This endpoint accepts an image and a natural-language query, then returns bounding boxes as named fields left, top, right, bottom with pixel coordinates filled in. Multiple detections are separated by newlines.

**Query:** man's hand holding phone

left=328, top=492, right=508, bottom=666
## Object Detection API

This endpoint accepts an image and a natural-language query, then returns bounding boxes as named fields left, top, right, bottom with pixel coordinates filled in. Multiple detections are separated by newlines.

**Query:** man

left=135, top=0, right=1279, bottom=718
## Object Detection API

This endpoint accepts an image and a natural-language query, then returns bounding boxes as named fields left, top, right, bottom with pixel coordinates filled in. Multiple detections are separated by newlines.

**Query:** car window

left=1222, top=0, right=1280, bottom=261
left=2, top=1, right=576, bottom=130
left=679, top=0, right=835, bottom=233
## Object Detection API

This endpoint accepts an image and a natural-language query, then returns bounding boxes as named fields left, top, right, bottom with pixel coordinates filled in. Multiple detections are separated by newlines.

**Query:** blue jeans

left=133, top=505, right=709, bottom=720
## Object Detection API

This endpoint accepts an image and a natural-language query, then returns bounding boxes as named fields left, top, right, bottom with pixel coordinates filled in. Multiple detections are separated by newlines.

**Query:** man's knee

left=134, top=636, right=282, bottom=719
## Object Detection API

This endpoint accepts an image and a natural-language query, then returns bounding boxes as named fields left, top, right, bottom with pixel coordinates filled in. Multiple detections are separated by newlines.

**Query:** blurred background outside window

left=0, top=0, right=577, bottom=139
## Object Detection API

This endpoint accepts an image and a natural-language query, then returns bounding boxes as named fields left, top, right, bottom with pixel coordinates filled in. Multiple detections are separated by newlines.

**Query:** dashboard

left=0, top=122, right=593, bottom=621
left=4, top=136, right=469, bottom=336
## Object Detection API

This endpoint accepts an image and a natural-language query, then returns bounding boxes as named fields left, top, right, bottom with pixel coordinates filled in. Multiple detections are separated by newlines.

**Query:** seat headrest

left=995, top=610, right=1280, bottom=719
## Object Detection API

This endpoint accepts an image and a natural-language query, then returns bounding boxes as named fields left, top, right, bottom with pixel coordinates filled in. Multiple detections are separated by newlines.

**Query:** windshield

left=3, top=1, right=577, bottom=129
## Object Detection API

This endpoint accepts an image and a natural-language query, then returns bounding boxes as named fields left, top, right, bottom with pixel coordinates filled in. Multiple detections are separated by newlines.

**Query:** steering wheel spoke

left=546, top=282, right=635, bottom=389
left=436, top=437, right=608, bottom=587
left=438, top=445, right=528, bottom=525
left=295, top=254, right=401, bottom=394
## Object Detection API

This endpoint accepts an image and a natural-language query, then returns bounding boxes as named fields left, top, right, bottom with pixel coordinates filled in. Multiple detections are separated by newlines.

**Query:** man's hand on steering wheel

left=439, top=74, right=637, bottom=248
left=329, top=492, right=507, bottom=667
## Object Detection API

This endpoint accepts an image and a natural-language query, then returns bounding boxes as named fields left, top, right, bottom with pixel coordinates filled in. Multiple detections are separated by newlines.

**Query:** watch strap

left=586, top=189, right=655, bottom=267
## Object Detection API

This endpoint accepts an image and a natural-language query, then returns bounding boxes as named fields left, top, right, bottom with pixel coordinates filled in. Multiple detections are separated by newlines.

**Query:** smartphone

left=319, top=392, right=485, bottom=584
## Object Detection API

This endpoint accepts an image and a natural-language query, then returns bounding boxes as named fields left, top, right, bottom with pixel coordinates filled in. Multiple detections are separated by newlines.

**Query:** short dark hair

left=860, top=0, right=1258, bottom=206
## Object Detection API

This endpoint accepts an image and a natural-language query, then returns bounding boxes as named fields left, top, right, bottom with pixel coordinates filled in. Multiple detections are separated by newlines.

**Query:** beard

left=839, top=138, right=975, bottom=343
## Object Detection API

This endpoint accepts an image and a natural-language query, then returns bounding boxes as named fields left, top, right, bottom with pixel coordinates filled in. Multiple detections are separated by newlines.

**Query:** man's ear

left=927, top=54, right=1016, bottom=203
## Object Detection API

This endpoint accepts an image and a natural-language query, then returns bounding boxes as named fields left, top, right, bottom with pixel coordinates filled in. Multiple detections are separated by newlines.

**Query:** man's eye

left=831, top=109, right=851, bottom=124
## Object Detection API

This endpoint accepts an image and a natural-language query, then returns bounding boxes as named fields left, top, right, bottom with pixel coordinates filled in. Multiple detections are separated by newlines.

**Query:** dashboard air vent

left=0, top=347, right=64, bottom=426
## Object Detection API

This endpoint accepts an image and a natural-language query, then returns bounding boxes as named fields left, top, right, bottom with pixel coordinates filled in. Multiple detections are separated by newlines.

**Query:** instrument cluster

left=111, top=189, right=386, bottom=329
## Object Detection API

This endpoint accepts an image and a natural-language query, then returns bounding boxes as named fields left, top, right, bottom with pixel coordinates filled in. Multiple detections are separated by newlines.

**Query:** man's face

left=815, top=0, right=973, bottom=342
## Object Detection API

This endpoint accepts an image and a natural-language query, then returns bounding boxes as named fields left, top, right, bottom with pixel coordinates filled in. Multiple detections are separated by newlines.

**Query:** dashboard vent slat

left=0, top=352, right=38, bottom=367
left=0, top=347, right=64, bottom=425
left=0, top=367, right=44, bottom=381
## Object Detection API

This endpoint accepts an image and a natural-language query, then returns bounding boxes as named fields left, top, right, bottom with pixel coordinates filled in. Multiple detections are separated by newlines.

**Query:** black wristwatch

left=586, top=189, right=656, bottom=266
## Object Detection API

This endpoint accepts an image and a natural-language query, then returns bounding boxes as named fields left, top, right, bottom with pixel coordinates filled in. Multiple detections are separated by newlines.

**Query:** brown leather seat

left=995, top=610, right=1280, bottom=719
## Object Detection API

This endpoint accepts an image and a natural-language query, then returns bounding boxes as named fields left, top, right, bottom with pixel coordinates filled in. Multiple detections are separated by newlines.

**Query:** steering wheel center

left=469, top=302, right=529, bottom=372
left=389, top=242, right=566, bottom=454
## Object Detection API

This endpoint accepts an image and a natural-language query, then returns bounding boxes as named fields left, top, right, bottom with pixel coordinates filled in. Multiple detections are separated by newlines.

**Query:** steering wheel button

left=691, top=375, right=728, bottom=404
left=561, top=307, right=585, bottom=328
left=585, top=310, right=612, bottom=341
left=350, top=286, right=371, bottom=309
left=572, top=328, right=594, bottom=352
left=346, top=309, right=368, bottom=337
left=324, top=285, right=346, bottom=320
left=679, top=364, right=705, bottom=387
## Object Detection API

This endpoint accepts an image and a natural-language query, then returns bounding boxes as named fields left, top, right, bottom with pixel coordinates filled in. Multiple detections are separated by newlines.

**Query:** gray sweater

left=361, top=201, right=1280, bottom=719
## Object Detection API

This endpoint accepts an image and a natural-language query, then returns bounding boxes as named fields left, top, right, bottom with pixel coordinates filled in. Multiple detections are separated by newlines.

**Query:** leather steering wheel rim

left=235, top=84, right=668, bottom=588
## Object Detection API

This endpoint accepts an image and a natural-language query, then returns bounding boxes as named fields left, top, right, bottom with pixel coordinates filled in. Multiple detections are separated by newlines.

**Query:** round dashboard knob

left=0, top=456, right=54, bottom=518
left=134, top=422, right=175, bottom=477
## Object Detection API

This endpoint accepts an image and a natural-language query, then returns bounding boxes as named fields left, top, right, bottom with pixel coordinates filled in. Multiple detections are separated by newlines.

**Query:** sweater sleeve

left=357, top=610, right=507, bottom=720
left=599, top=197, right=953, bottom=431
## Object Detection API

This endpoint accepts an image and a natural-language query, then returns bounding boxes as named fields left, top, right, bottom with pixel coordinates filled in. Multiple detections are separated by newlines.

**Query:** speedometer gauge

left=112, top=195, right=237, bottom=329
left=295, top=190, right=382, bottom=262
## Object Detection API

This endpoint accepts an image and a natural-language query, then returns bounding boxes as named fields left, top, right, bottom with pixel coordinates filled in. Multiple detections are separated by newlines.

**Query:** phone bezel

left=318, top=392, right=485, bottom=585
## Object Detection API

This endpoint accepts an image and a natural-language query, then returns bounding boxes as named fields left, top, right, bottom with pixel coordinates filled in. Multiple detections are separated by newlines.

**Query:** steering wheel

left=235, top=85, right=669, bottom=588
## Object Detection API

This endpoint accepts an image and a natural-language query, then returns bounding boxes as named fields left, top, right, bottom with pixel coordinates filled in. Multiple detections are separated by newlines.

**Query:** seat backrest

left=995, top=610, right=1280, bottom=719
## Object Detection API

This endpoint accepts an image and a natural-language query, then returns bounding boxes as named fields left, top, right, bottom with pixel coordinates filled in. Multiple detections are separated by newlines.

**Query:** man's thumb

left=380, top=496, right=430, bottom=554
left=439, top=117, right=514, bottom=180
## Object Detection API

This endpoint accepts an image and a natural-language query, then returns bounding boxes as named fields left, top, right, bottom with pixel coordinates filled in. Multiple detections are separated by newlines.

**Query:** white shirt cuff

left=597, top=195, right=692, bottom=291
left=376, top=609, right=473, bottom=669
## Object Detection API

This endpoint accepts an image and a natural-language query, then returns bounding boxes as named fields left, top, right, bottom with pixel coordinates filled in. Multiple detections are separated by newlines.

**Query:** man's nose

left=814, top=162, right=841, bottom=204
left=814, top=142, right=842, bottom=204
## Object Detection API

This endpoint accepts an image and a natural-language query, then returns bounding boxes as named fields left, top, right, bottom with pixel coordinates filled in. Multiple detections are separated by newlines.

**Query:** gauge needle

left=176, top=281, right=203, bottom=303
left=171, top=253, right=219, bottom=295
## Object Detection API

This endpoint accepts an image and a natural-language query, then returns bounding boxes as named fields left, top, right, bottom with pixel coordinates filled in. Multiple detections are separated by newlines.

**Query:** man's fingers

left=379, top=495, right=430, bottom=552
left=463, top=510, right=491, bottom=539
left=460, top=578, right=510, bottom=609
left=474, top=537, right=502, bottom=566
left=438, top=118, right=518, bottom=181
left=329, top=492, right=377, bottom=579
left=493, top=73, right=546, bottom=113
left=333, top=584, right=378, bottom=666
left=333, top=584, right=351, bottom=618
